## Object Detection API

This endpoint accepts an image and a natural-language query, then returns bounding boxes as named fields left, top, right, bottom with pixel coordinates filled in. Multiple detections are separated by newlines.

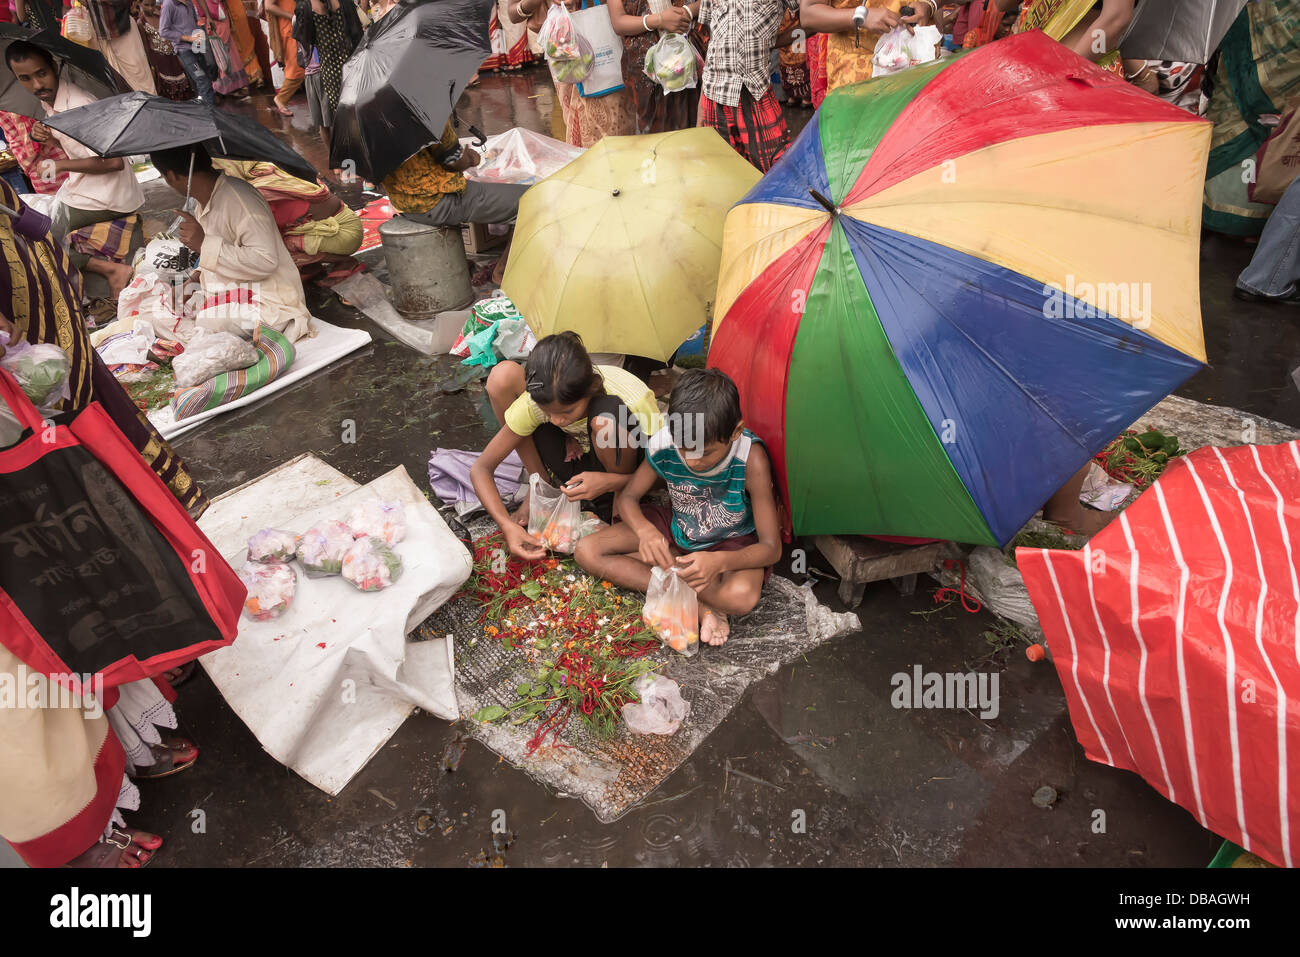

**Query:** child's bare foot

left=700, top=605, right=730, bottom=646
left=66, top=827, right=162, bottom=868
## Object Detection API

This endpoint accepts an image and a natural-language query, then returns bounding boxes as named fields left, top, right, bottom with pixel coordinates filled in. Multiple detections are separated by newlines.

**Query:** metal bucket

left=379, top=217, right=474, bottom=318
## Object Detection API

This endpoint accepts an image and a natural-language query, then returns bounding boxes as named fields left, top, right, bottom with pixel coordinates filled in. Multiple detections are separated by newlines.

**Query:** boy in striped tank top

left=575, top=369, right=782, bottom=646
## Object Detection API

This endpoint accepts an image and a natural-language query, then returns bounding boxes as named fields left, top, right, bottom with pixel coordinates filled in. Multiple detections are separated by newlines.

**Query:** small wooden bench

left=812, top=535, right=959, bottom=609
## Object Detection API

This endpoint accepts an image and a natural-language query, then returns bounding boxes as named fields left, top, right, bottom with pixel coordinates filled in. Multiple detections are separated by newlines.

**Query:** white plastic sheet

left=198, top=456, right=471, bottom=794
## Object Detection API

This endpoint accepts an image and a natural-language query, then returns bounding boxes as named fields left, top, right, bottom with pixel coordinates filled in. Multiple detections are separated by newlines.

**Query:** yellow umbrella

left=501, top=129, right=761, bottom=361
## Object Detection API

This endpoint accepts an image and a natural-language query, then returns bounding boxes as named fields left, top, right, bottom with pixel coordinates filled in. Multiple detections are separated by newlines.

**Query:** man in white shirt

left=150, top=145, right=314, bottom=342
left=5, top=40, right=143, bottom=296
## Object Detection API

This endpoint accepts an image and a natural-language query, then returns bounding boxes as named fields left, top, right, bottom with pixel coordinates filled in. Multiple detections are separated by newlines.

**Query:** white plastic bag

left=117, top=272, right=192, bottom=340
left=345, top=499, right=407, bottom=546
left=96, top=320, right=157, bottom=368
left=341, top=536, right=404, bottom=592
left=540, top=4, right=594, bottom=84
left=526, top=472, right=565, bottom=538
left=171, top=329, right=258, bottom=387
left=297, top=520, right=354, bottom=578
left=247, top=528, right=298, bottom=563
left=622, top=674, right=690, bottom=735
left=134, top=235, right=197, bottom=279
left=643, top=32, right=697, bottom=93
left=872, top=26, right=912, bottom=76
left=643, top=566, right=699, bottom=656
left=0, top=334, right=71, bottom=414
left=240, top=560, right=297, bottom=621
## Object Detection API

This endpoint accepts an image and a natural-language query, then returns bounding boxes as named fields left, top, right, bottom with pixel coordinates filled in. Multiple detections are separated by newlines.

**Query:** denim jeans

left=1238, top=176, right=1300, bottom=299
left=176, top=47, right=216, bottom=103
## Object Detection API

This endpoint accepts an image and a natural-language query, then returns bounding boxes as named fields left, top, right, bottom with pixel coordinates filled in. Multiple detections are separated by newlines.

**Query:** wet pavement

left=116, top=70, right=1297, bottom=867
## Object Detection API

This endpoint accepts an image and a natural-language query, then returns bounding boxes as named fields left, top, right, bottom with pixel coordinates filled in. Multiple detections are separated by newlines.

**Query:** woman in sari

left=224, top=0, right=266, bottom=88
left=608, top=0, right=700, bottom=134
left=1202, top=0, right=1300, bottom=236
left=485, top=0, right=535, bottom=71
left=199, top=0, right=251, bottom=95
left=135, top=0, right=198, bottom=100
left=513, top=0, right=635, bottom=148
left=1010, top=0, right=1133, bottom=73
left=775, top=10, right=811, bottom=108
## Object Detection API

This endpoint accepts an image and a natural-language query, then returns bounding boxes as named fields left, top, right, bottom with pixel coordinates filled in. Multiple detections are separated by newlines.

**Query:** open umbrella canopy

left=329, top=0, right=493, bottom=184
left=1017, top=440, right=1300, bottom=869
left=42, top=92, right=318, bottom=182
left=502, top=128, right=761, bottom=362
left=0, top=24, right=128, bottom=117
left=1118, top=0, right=1249, bottom=64
left=707, top=32, right=1211, bottom=546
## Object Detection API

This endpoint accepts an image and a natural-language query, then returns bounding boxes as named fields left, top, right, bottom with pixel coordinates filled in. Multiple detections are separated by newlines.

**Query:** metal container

left=378, top=217, right=474, bottom=318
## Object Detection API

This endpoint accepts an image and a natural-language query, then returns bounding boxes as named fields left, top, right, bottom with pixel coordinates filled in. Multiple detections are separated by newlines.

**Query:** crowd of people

left=0, top=0, right=1296, bottom=869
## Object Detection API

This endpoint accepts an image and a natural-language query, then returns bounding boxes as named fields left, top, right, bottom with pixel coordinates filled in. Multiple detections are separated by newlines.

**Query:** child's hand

left=504, top=522, right=546, bottom=561
left=675, top=551, right=723, bottom=592
left=637, top=526, right=674, bottom=569
left=561, top=472, right=604, bottom=501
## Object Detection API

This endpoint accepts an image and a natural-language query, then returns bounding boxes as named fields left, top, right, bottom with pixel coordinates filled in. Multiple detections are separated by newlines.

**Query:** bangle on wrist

left=642, top=13, right=651, bottom=31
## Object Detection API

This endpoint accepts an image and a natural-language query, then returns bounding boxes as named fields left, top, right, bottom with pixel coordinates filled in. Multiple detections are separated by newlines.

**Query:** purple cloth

left=429, top=447, right=525, bottom=508
left=160, top=0, right=202, bottom=52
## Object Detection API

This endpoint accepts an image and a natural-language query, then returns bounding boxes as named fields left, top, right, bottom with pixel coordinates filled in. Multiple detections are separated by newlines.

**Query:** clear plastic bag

left=240, top=560, right=297, bottom=621
left=171, top=330, right=258, bottom=387
left=345, top=499, right=407, bottom=547
left=540, top=4, right=594, bottom=84
left=0, top=334, right=71, bottom=414
left=247, top=528, right=298, bottom=563
left=463, top=128, right=585, bottom=186
left=642, top=566, right=699, bottom=656
left=872, top=26, right=912, bottom=76
left=622, top=674, right=690, bottom=735
left=342, top=536, right=403, bottom=592
left=297, top=520, right=354, bottom=578
left=527, top=473, right=583, bottom=553
left=643, top=32, right=698, bottom=93
left=527, top=472, right=565, bottom=538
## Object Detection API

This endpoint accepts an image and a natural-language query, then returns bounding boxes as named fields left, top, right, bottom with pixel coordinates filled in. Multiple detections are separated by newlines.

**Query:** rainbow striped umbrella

left=708, top=33, right=1211, bottom=546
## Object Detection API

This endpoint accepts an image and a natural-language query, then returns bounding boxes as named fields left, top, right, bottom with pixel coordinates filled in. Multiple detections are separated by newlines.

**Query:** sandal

left=161, top=660, right=196, bottom=687
left=65, top=828, right=162, bottom=868
left=131, top=736, right=199, bottom=780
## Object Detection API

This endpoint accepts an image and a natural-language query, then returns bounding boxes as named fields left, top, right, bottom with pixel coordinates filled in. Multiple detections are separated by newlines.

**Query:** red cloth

left=1018, top=441, right=1300, bottom=868
left=698, top=85, right=790, bottom=173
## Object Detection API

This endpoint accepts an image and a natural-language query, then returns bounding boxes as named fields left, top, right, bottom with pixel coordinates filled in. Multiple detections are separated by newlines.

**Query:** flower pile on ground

left=459, top=533, right=661, bottom=752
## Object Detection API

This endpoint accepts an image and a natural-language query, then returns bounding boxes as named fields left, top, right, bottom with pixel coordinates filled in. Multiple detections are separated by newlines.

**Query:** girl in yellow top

left=473, top=332, right=663, bottom=560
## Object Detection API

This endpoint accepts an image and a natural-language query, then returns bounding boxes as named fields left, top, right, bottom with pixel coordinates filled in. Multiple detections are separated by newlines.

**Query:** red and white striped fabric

left=1018, top=441, right=1300, bottom=868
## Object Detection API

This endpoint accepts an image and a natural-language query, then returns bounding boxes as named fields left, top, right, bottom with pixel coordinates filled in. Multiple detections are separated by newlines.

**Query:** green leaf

left=516, top=683, right=532, bottom=696
left=470, top=705, right=508, bottom=723
left=521, top=580, right=542, bottom=600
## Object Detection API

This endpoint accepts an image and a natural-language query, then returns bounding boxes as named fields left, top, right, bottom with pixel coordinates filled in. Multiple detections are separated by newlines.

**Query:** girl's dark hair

left=524, top=332, right=604, bottom=406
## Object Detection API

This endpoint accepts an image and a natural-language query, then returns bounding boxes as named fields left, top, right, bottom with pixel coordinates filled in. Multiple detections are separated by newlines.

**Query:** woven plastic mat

left=414, top=526, right=860, bottom=822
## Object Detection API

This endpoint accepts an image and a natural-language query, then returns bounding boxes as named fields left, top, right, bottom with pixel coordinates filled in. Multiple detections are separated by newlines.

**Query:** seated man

left=575, top=368, right=783, bottom=647
left=212, top=158, right=363, bottom=278
left=150, top=145, right=313, bottom=342
left=382, top=120, right=528, bottom=284
left=6, top=39, right=143, bottom=297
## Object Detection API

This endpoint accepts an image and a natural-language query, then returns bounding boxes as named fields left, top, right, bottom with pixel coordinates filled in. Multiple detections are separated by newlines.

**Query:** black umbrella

left=329, top=0, right=494, bottom=184
left=0, top=24, right=128, bottom=117
left=42, top=92, right=319, bottom=183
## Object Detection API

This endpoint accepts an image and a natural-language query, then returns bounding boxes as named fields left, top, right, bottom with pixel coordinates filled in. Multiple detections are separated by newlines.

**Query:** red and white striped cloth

left=1018, top=441, right=1300, bottom=868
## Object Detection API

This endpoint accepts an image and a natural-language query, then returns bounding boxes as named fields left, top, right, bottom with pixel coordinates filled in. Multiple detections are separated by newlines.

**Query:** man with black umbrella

left=383, top=120, right=527, bottom=284
left=5, top=39, right=142, bottom=296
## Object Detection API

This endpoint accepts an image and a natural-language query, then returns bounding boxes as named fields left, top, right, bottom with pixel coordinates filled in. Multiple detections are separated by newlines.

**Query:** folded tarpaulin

left=1018, top=441, right=1300, bottom=868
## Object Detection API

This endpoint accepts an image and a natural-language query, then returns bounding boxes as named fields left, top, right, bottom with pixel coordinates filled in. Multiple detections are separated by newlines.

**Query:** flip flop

left=131, top=738, right=198, bottom=780
left=65, top=828, right=162, bottom=868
